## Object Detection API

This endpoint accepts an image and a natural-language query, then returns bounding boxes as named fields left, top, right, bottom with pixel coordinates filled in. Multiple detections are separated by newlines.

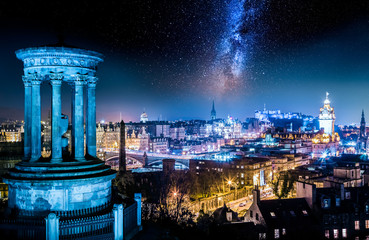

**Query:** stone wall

left=7, top=174, right=114, bottom=211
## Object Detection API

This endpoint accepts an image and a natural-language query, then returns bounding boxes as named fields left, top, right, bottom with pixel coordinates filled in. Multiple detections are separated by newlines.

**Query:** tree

left=270, top=171, right=295, bottom=199
left=113, top=171, right=135, bottom=197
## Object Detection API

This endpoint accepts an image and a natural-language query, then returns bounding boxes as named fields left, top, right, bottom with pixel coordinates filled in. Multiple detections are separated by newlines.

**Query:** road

left=226, top=188, right=274, bottom=215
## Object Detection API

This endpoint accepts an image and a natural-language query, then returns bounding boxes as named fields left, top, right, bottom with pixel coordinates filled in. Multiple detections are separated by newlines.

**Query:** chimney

left=162, top=159, right=175, bottom=176
left=340, top=184, right=345, bottom=200
left=119, top=120, right=126, bottom=173
left=253, top=185, right=260, bottom=205
left=143, top=151, right=148, bottom=167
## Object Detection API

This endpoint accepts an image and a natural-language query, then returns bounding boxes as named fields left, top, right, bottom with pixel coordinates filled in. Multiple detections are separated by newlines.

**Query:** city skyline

left=0, top=1, right=368, bottom=124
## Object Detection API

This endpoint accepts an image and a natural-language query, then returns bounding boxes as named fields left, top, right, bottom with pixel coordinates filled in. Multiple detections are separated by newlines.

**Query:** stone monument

left=3, top=45, right=116, bottom=212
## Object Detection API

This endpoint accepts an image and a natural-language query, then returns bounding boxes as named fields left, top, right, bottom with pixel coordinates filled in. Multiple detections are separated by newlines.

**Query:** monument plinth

left=2, top=45, right=116, bottom=213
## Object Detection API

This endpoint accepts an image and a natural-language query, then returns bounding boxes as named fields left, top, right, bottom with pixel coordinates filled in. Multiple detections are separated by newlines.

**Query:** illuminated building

left=170, top=126, right=186, bottom=140
left=149, top=137, right=169, bottom=153
left=140, top=111, right=148, bottom=123
left=0, top=126, right=22, bottom=142
left=319, top=92, right=335, bottom=135
left=312, top=92, right=340, bottom=158
left=126, top=127, right=149, bottom=151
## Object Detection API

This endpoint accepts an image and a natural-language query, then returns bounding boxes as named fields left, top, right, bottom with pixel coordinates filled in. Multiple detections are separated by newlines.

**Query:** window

left=270, top=212, right=276, bottom=217
left=323, top=199, right=330, bottom=208
left=290, top=210, right=296, bottom=217
left=302, top=210, right=308, bottom=216
left=336, top=198, right=341, bottom=207
left=366, top=220, right=369, bottom=229
left=250, top=210, right=253, bottom=218
left=256, top=213, right=259, bottom=220
left=366, top=205, right=369, bottom=213
left=355, top=220, right=360, bottom=230
left=333, top=229, right=338, bottom=239
left=342, top=229, right=347, bottom=238
left=282, top=228, right=286, bottom=235
left=346, top=192, right=351, bottom=199
left=274, top=229, right=280, bottom=239
left=325, top=230, right=329, bottom=238
left=259, top=233, right=266, bottom=240
left=241, top=173, right=244, bottom=178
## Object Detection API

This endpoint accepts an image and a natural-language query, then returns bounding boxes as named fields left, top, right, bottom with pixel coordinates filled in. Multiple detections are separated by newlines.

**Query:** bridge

left=104, top=150, right=196, bottom=169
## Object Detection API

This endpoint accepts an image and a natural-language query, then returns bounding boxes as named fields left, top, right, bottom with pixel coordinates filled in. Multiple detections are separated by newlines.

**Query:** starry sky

left=0, top=0, right=368, bottom=124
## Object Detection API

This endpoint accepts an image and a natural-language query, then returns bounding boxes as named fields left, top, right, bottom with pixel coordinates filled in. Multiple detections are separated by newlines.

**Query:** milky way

left=208, top=0, right=268, bottom=96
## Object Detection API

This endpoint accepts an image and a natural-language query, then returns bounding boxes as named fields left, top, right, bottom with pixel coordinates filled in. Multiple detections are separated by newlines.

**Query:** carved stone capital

left=87, top=76, right=98, bottom=88
left=50, top=79, right=62, bottom=86
left=72, top=74, right=88, bottom=86
left=26, top=73, right=42, bottom=85
left=22, top=76, right=32, bottom=87
left=49, top=73, right=63, bottom=86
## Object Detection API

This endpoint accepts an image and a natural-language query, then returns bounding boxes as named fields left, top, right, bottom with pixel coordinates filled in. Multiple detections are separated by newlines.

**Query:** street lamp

left=227, top=180, right=232, bottom=192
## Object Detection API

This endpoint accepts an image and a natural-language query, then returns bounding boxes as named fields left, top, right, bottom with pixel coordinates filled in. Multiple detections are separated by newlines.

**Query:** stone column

left=72, top=76, right=85, bottom=161
left=22, top=76, right=32, bottom=160
left=86, top=77, right=97, bottom=157
left=45, top=213, right=59, bottom=240
left=31, top=76, right=42, bottom=162
left=50, top=74, right=63, bottom=163
left=113, top=204, right=124, bottom=240
left=134, top=193, right=142, bottom=227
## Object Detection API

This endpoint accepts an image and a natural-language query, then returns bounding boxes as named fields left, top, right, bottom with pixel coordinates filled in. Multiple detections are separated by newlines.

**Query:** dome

left=140, top=112, right=148, bottom=118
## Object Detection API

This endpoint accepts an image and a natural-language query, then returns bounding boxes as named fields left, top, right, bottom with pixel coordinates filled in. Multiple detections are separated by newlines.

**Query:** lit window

left=259, top=233, right=266, bottom=240
left=241, top=173, right=244, bottom=178
left=336, top=198, right=341, bottom=207
left=270, top=212, right=276, bottom=217
left=302, top=210, right=308, bottom=216
left=325, top=230, right=329, bottom=238
left=366, top=220, right=369, bottom=229
left=366, top=205, right=369, bottom=213
left=342, top=229, right=347, bottom=238
left=282, top=228, right=286, bottom=235
left=333, top=229, right=339, bottom=239
left=323, top=199, right=330, bottom=208
left=355, top=220, right=360, bottom=230
left=274, top=229, right=280, bottom=239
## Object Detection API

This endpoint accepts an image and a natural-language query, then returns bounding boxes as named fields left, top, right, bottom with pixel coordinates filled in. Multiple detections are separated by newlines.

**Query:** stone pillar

left=134, top=193, right=142, bottom=227
left=86, top=77, right=97, bottom=157
left=45, top=212, right=59, bottom=240
left=72, top=76, right=85, bottom=161
left=50, top=74, right=63, bottom=163
left=22, top=76, right=32, bottom=160
left=31, top=77, right=42, bottom=162
left=119, top=120, right=126, bottom=172
left=113, top=204, right=124, bottom=240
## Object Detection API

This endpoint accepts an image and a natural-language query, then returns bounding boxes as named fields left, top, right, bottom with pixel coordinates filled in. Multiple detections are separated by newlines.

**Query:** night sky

left=0, top=0, right=369, bottom=124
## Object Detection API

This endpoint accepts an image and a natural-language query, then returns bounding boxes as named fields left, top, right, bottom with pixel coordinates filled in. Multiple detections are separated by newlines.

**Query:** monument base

left=3, top=159, right=116, bottom=213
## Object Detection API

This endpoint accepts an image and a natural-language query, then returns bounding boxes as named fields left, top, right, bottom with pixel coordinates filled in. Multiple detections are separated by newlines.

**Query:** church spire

left=211, top=100, right=216, bottom=120
left=360, top=109, right=366, bottom=139
left=362, top=109, right=365, bottom=123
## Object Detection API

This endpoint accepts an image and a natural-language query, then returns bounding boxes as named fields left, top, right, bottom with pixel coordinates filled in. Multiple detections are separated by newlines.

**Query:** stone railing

left=59, top=211, right=114, bottom=240
left=0, top=193, right=143, bottom=240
